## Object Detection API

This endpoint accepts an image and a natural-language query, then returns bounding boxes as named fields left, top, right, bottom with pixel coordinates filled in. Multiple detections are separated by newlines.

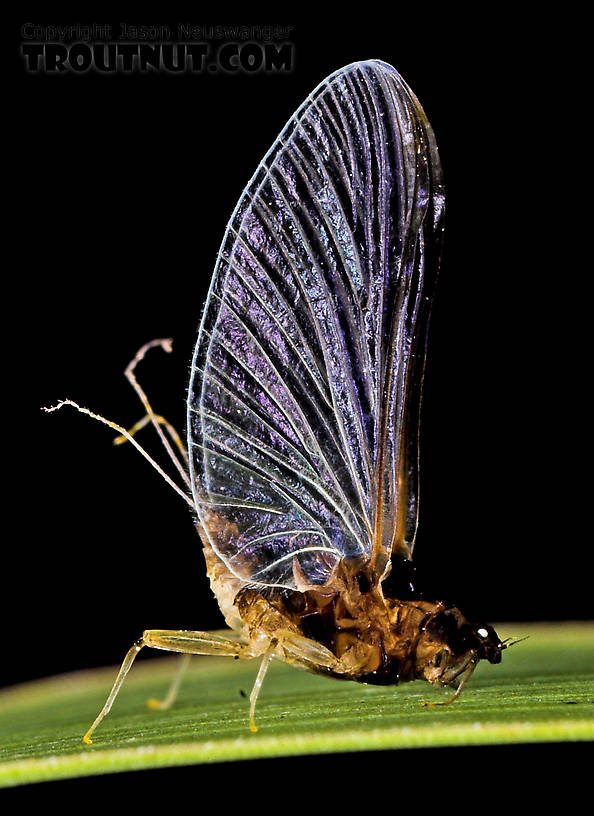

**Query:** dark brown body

left=76, top=468, right=506, bottom=747
left=228, top=554, right=504, bottom=695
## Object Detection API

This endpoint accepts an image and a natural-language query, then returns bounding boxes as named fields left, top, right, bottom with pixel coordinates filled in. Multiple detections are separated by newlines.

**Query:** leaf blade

left=1, top=623, right=593, bottom=788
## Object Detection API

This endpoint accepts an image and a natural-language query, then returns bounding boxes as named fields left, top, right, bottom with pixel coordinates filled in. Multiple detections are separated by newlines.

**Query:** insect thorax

left=201, top=536, right=503, bottom=689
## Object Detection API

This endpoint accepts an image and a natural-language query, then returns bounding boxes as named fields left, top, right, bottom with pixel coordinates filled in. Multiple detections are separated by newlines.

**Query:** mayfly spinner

left=46, top=60, right=513, bottom=744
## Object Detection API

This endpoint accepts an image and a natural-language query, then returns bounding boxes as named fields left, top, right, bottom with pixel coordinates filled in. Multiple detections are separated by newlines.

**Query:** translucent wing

left=188, top=60, right=444, bottom=589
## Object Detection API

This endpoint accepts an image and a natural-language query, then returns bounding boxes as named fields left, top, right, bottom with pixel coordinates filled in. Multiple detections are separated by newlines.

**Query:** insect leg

left=277, top=629, right=371, bottom=676
left=82, top=629, right=261, bottom=745
left=82, top=637, right=145, bottom=745
left=421, top=661, right=477, bottom=708
left=249, top=642, right=277, bottom=733
left=146, top=653, right=192, bottom=711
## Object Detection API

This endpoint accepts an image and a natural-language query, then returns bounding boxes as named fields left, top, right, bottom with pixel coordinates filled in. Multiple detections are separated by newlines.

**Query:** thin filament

left=42, top=400, right=194, bottom=509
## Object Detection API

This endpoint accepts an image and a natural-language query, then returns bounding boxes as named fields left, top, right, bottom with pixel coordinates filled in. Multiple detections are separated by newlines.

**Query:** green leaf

left=1, top=622, right=592, bottom=787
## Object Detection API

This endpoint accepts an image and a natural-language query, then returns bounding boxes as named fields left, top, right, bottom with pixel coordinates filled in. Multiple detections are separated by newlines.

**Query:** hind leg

left=146, top=653, right=192, bottom=711
left=83, top=629, right=263, bottom=744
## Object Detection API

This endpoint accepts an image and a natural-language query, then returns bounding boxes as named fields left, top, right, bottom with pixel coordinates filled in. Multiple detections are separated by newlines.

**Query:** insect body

left=50, top=60, right=507, bottom=744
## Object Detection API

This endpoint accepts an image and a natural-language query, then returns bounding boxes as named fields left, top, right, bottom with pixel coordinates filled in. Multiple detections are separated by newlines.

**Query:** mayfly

left=46, top=60, right=514, bottom=744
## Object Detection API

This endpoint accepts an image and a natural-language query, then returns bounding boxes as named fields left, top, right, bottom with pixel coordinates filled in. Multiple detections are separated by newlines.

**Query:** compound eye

left=476, top=627, right=489, bottom=639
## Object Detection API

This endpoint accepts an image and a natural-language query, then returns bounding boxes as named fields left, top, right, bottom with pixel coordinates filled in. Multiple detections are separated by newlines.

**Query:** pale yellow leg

left=421, top=661, right=476, bottom=708
left=249, top=644, right=276, bottom=733
left=147, top=653, right=192, bottom=711
left=83, top=629, right=261, bottom=745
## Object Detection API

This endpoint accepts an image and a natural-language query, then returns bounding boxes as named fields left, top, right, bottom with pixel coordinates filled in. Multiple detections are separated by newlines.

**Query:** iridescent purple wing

left=188, top=60, right=444, bottom=589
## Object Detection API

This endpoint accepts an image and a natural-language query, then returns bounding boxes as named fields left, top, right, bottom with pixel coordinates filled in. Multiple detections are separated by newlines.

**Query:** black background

left=7, top=14, right=589, bottom=797
left=11, top=16, right=589, bottom=686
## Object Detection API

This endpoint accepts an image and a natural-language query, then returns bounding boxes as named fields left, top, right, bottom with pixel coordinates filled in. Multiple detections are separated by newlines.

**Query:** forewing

left=188, top=60, right=444, bottom=588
